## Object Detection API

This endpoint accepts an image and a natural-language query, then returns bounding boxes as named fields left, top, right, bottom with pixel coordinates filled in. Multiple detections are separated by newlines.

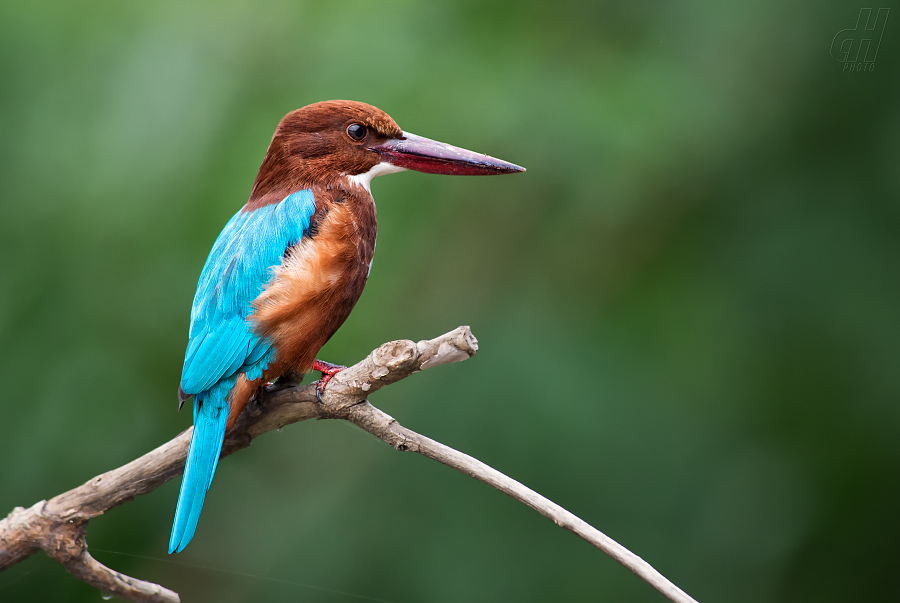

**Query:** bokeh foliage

left=1, top=1, right=898, bottom=601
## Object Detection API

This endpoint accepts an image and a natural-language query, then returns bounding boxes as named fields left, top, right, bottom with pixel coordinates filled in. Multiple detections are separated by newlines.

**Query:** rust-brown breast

left=224, top=182, right=376, bottom=429
left=251, top=183, right=376, bottom=382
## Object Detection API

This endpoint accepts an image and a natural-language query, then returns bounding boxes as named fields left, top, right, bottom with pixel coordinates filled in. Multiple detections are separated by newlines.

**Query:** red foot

left=312, top=359, right=346, bottom=401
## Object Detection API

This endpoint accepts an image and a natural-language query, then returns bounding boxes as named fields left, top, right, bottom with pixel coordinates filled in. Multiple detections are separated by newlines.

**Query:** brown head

left=248, top=100, right=524, bottom=207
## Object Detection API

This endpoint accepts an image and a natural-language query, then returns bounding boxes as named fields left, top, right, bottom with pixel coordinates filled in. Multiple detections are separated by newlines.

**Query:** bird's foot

left=312, top=359, right=346, bottom=402
left=251, top=375, right=299, bottom=415
left=264, top=374, right=300, bottom=393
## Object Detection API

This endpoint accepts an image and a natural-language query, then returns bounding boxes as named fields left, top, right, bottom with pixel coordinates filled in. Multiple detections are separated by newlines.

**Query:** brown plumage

left=246, top=101, right=402, bottom=210
left=224, top=102, right=388, bottom=428
left=226, top=184, right=375, bottom=429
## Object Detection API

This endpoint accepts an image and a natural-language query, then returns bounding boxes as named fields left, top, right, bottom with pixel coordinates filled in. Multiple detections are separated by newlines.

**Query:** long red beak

left=370, top=131, right=525, bottom=175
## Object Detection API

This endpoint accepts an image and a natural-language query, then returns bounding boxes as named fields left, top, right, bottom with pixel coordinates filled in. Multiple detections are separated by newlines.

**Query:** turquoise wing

left=170, top=190, right=317, bottom=554
left=179, top=190, right=317, bottom=395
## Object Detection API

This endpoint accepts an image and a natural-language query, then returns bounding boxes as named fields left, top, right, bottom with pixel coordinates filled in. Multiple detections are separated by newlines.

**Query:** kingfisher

left=169, top=100, right=524, bottom=553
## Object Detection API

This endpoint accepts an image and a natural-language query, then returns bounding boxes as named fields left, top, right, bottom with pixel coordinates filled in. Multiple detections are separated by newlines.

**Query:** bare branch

left=0, top=326, right=697, bottom=603
left=344, top=403, right=697, bottom=603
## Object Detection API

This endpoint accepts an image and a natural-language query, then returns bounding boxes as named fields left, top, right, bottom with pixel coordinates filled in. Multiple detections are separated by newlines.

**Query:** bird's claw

left=312, top=359, right=346, bottom=403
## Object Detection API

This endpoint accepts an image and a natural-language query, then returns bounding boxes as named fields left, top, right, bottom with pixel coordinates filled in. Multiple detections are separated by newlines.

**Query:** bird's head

left=249, top=100, right=524, bottom=205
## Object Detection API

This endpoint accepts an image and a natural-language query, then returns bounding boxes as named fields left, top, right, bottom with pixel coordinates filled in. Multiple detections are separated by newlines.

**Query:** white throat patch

left=347, top=161, right=407, bottom=194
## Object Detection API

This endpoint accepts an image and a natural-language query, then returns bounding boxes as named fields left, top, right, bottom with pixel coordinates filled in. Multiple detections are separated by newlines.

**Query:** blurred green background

left=1, top=1, right=898, bottom=601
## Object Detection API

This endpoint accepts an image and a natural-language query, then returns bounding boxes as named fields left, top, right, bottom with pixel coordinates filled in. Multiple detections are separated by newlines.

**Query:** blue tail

left=169, top=388, right=229, bottom=554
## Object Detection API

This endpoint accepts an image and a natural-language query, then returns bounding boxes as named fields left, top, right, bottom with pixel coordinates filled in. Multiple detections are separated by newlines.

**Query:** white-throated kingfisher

left=169, top=100, right=524, bottom=553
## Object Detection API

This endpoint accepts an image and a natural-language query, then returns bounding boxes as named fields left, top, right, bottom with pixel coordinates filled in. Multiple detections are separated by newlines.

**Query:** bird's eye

left=347, top=123, right=367, bottom=141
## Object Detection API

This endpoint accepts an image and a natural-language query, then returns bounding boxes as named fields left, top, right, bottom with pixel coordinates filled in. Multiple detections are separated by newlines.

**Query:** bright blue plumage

left=169, top=190, right=317, bottom=554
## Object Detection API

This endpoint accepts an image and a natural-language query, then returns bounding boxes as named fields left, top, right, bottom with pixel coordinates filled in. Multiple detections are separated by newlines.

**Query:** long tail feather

left=169, top=391, right=228, bottom=554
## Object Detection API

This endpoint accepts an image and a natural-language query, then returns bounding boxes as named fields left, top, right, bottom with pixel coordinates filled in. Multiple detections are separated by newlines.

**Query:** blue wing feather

left=179, top=190, right=317, bottom=395
left=170, top=190, right=316, bottom=554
